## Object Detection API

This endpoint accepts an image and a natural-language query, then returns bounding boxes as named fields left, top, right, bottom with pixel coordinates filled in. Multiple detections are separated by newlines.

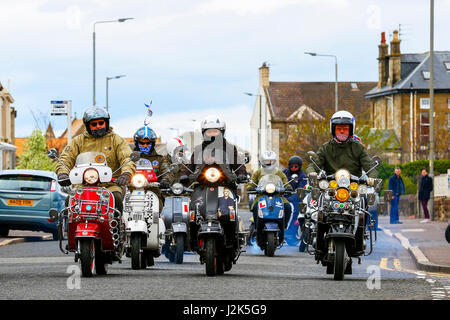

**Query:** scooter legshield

left=258, top=195, right=284, bottom=220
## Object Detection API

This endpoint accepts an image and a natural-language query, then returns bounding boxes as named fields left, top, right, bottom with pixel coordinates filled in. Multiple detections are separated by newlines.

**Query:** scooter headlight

left=171, top=183, right=184, bottom=195
left=204, top=168, right=221, bottom=183
left=336, top=188, right=350, bottom=202
left=265, top=183, right=276, bottom=194
left=358, top=184, right=368, bottom=195
left=131, top=174, right=147, bottom=188
left=319, top=180, right=329, bottom=190
left=83, top=168, right=99, bottom=185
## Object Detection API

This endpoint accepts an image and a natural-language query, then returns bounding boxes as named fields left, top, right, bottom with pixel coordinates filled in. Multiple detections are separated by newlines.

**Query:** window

left=448, top=98, right=450, bottom=109
left=422, top=71, right=430, bottom=80
left=420, top=112, right=430, bottom=151
left=444, top=61, right=450, bottom=71
left=350, top=83, right=359, bottom=90
left=420, top=98, right=430, bottom=109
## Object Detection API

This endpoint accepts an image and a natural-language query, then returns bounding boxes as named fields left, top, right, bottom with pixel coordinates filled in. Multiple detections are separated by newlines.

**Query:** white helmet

left=200, top=115, right=226, bottom=133
left=259, top=150, right=278, bottom=174
left=166, top=137, right=187, bottom=162
left=330, top=110, right=355, bottom=139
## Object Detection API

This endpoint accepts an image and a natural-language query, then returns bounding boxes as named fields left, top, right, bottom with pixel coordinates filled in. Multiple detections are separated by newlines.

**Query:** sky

left=1, top=0, right=449, bottom=150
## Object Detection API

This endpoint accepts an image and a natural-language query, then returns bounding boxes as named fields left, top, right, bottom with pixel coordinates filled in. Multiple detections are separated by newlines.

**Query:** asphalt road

left=1, top=211, right=449, bottom=301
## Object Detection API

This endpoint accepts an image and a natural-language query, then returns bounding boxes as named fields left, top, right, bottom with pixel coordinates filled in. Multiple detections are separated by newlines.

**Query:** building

left=249, top=62, right=376, bottom=172
left=365, top=30, right=450, bottom=163
left=0, top=82, right=17, bottom=169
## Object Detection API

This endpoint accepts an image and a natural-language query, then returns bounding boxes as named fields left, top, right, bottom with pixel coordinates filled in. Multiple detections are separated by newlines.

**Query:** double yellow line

left=379, top=257, right=450, bottom=278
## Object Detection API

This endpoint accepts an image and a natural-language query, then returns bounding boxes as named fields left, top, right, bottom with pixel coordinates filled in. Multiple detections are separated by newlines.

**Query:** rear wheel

left=131, top=234, right=142, bottom=270
left=264, top=232, right=276, bottom=257
left=333, top=240, right=347, bottom=281
left=79, top=239, right=95, bottom=277
left=205, top=238, right=216, bottom=277
left=175, top=234, right=184, bottom=264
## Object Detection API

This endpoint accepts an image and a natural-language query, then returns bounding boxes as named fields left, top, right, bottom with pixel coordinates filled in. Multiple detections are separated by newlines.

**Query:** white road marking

left=0, top=257, right=74, bottom=264
left=400, top=229, right=424, bottom=233
left=394, top=233, right=411, bottom=249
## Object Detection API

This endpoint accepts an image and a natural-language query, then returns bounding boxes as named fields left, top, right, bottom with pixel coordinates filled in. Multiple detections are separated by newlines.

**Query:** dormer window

left=444, top=61, right=450, bottom=71
left=350, top=83, right=359, bottom=90
left=422, top=71, right=430, bottom=80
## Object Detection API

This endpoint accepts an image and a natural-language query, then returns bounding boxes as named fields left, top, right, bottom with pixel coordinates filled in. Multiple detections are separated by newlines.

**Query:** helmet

left=288, top=156, right=303, bottom=170
left=134, top=125, right=157, bottom=154
left=330, top=110, right=355, bottom=141
left=200, top=115, right=226, bottom=134
left=166, top=136, right=187, bottom=162
left=82, top=106, right=110, bottom=136
left=259, top=150, right=277, bottom=174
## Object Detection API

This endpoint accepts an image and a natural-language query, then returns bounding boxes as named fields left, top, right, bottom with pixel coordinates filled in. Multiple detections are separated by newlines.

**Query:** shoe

left=390, top=221, right=403, bottom=224
left=420, top=219, right=430, bottom=223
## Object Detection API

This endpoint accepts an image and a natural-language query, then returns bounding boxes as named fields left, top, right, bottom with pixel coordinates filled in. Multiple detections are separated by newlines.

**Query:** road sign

left=50, top=100, right=70, bottom=115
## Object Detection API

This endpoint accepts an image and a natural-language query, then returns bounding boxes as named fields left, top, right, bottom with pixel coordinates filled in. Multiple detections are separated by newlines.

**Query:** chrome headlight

left=204, top=168, right=221, bottom=183
left=131, top=174, right=147, bottom=188
left=358, top=184, right=368, bottom=195
left=335, top=169, right=350, bottom=188
left=319, top=180, right=329, bottom=190
left=265, top=183, right=276, bottom=194
left=171, top=183, right=184, bottom=195
left=83, top=168, right=99, bottom=185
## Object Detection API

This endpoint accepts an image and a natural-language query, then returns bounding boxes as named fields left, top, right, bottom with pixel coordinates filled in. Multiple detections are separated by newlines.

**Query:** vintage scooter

left=47, top=148, right=139, bottom=277
left=247, top=174, right=297, bottom=257
left=123, top=158, right=175, bottom=270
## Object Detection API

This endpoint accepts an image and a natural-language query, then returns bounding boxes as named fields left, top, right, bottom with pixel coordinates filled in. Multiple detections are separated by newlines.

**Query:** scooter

left=47, top=148, right=139, bottom=277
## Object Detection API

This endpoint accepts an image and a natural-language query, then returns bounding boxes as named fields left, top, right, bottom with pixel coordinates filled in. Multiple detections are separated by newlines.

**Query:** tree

left=17, top=129, right=56, bottom=171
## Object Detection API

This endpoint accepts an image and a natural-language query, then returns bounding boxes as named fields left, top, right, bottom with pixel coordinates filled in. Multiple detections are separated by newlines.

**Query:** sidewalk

left=0, top=230, right=52, bottom=247
left=378, top=215, right=450, bottom=274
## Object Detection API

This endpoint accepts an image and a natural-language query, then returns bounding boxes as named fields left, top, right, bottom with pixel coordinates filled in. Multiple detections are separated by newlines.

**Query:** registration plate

left=8, top=199, right=33, bottom=206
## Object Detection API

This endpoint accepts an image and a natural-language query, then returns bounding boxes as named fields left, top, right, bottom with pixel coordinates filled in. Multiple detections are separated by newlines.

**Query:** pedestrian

left=418, top=168, right=433, bottom=223
left=388, top=167, right=405, bottom=224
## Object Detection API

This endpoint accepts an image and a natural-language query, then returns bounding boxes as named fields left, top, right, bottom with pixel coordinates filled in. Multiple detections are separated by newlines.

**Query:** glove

left=160, top=178, right=170, bottom=189
left=116, top=172, right=132, bottom=186
left=367, top=178, right=375, bottom=186
left=179, top=175, right=189, bottom=184
left=57, top=173, right=71, bottom=187
left=237, top=174, right=248, bottom=183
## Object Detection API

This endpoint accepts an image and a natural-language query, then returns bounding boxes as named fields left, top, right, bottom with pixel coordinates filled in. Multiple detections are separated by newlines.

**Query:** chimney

left=259, top=62, right=270, bottom=88
left=387, top=30, right=402, bottom=86
left=377, top=32, right=389, bottom=88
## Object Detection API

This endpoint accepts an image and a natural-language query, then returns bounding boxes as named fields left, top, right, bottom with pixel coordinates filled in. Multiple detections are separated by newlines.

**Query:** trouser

left=390, top=195, right=400, bottom=223
left=421, top=200, right=430, bottom=219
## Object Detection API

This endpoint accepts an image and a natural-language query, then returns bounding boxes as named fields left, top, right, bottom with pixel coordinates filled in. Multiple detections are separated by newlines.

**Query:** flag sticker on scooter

left=183, top=203, right=189, bottom=213
left=259, top=200, right=267, bottom=209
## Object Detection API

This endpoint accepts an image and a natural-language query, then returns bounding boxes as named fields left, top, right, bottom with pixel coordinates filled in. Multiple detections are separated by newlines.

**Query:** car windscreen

left=0, top=175, right=52, bottom=191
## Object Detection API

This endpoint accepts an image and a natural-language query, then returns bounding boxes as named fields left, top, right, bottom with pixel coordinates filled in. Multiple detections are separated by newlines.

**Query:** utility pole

left=429, top=0, right=435, bottom=220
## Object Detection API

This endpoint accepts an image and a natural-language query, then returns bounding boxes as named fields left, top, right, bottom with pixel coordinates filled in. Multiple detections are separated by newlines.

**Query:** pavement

left=378, top=214, right=450, bottom=274
left=0, top=230, right=53, bottom=247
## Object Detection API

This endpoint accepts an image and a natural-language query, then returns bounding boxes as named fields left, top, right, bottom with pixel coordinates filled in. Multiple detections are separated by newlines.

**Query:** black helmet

left=288, top=156, right=302, bottom=169
left=83, top=106, right=110, bottom=136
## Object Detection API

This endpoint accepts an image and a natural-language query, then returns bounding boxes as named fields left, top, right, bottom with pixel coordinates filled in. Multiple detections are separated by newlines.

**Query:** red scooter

left=48, top=148, right=139, bottom=277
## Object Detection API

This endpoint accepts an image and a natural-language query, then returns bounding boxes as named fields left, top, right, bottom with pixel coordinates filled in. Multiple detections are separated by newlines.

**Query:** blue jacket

left=283, top=168, right=308, bottom=190
left=388, top=174, right=405, bottom=197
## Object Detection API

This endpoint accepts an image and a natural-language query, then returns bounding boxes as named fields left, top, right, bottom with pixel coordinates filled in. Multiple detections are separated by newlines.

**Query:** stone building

left=365, top=30, right=450, bottom=163
left=0, top=82, right=17, bottom=169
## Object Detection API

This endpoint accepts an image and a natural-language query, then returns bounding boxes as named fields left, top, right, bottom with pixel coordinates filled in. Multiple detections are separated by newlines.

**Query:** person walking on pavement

left=388, top=167, right=405, bottom=224
left=418, top=168, right=433, bottom=223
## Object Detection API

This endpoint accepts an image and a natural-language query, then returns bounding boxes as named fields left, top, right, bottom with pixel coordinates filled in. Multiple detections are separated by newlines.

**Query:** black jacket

left=418, top=175, right=433, bottom=201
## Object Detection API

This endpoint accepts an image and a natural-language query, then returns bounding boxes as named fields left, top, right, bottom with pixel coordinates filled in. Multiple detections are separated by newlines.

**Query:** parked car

left=0, top=169, right=67, bottom=240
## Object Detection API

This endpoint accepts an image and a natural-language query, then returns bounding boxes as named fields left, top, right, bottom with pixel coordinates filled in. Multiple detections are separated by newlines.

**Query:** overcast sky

left=1, top=0, right=449, bottom=150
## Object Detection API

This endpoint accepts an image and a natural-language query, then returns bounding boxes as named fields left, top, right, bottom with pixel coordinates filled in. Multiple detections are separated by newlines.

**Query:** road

left=0, top=211, right=449, bottom=301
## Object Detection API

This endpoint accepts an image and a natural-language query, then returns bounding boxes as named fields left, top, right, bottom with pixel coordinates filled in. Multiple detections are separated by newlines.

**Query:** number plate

left=8, top=199, right=33, bottom=206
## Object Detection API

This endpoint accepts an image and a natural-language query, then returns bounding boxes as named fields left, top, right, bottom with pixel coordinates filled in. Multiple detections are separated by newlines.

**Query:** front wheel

left=205, top=238, right=217, bottom=277
left=333, top=240, right=347, bottom=281
left=131, top=234, right=143, bottom=270
left=264, top=232, right=276, bottom=257
left=445, top=223, right=450, bottom=244
left=175, top=234, right=185, bottom=264
left=79, top=239, right=95, bottom=277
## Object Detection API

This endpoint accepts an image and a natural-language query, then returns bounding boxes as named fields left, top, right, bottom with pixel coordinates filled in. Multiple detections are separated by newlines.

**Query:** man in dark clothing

left=418, top=168, right=433, bottom=223
left=388, top=167, right=405, bottom=224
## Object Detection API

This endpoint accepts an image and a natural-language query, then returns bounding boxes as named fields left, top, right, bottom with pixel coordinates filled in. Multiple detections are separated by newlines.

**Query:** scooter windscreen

left=257, top=174, right=283, bottom=194
left=75, top=152, right=108, bottom=166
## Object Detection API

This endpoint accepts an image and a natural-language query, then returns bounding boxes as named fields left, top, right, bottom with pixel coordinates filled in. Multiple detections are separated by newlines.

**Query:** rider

left=166, top=136, right=190, bottom=182
left=283, top=156, right=308, bottom=249
left=55, top=106, right=136, bottom=219
left=305, top=110, right=378, bottom=265
left=248, top=150, right=293, bottom=247
left=132, top=125, right=175, bottom=208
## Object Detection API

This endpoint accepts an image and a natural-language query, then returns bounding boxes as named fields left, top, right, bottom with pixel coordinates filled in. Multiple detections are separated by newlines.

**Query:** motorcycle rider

left=247, top=150, right=293, bottom=247
left=166, top=136, right=190, bottom=182
left=55, top=106, right=136, bottom=230
left=132, top=125, right=175, bottom=208
left=305, top=110, right=378, bottom=268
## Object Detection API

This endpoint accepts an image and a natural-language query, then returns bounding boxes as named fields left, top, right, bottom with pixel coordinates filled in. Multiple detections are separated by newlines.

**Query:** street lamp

left=305, top=51, right=338, bottom=112
left=93, top=17, right=133, bottom=106
left=106, top=75, right=126, bottom=112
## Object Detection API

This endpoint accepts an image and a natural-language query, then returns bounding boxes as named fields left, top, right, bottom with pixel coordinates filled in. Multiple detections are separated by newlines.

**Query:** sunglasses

left=139, top=141, right=152, bottom=146
left=89, top=120, right=105, bottom=128
left=290, top=164, right=300, bottom=169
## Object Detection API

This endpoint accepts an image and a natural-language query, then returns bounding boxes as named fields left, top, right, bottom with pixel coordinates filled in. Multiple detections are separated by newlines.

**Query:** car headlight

left=171, top=183, right=184, bottom=195
left=265, top=183, right=276, bottom=194
left=357, top=184, right=368, bottom=195
left=83, top=168, right=99, bottom=185
left=131, top=174, right=147, bottom=188
left=204, top=168, right=221, bottom=183
left=336, top=188, right=350, bottom=202
left=319, top=180, right=329, bottom=190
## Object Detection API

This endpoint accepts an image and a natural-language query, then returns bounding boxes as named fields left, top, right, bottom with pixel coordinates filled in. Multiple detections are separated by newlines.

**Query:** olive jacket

left=248, top=168, right=291, bottom=210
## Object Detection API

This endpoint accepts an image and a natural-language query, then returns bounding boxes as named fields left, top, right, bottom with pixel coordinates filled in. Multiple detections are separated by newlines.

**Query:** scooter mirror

left=130, top=151, right=141, bottom=162
left=384, top=190, right=393, bottom=202
left=169, top=163, right=179, bottom=173
left=48, top=208, right=59, bottom=222
left=311, top=187, right=321, bottom=201
left=367, top=193, right=376, bottom=206
left=47, top=148, right=58, bottom=159
left=308, top=172, right=318, bottom=187
left=377, top=203, right=385, bottom=215
left=291, top=174, right=299, bottom=182
left=374, top=178, right=383, bottom=192
left=306, top=151, right=318, bottom=160
left=297, top=188, right=307, bottom=201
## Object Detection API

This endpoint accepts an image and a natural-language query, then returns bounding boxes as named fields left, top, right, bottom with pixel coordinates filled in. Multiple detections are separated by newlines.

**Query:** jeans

left=421, top=200, right=430, bottom=219
left=390, top=195, right=400, bottom=223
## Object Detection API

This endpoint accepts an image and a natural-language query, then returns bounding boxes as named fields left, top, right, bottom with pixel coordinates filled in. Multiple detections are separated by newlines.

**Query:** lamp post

left=106, top=75, right=126, bottom=112
left=93, top=17, right=133, bottom=106
left=305, top=51, right=338, bottom=112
